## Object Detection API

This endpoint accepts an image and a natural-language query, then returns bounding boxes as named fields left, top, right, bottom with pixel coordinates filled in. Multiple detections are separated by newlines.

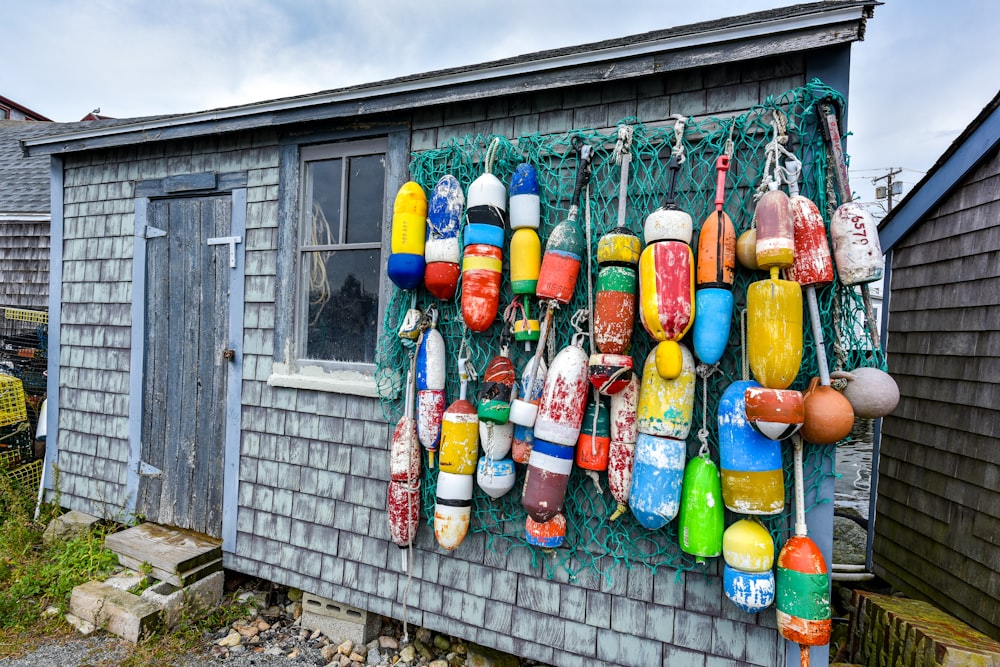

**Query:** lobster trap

left=0, top=308, right=47, bottom=440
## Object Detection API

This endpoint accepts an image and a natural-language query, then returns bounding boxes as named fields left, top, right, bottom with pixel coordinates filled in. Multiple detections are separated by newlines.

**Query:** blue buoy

left=629, top=432, right=685, bottom=530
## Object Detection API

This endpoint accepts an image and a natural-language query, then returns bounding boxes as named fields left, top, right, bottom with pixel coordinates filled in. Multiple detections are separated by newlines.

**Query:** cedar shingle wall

left=0, top=219, right=49, bottom=310
left=876, top=144, right=1000, bottom=640
left=55, top=54, right=817, bottom=666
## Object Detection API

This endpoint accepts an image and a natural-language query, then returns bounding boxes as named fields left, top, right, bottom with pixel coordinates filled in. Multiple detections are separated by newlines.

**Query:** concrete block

left=300, top=591, right=379, bottom=646
left=140, top=570, right=224, bottom=629
left=70, top=580, right=162, bottom=642
left=42, top=510, right=100, bottom=545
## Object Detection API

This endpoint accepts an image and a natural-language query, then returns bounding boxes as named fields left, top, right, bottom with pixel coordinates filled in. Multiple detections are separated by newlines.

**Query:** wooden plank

left=888, top=330, right=1000, bottom=358
left=887, top=395, right=998, bottom=439
left=896, top=170, right=1000, bottom=244
left=888, top=351, right=1000, bottom=384
left=889, top=277, right=1000, bottom=312
left=117, top=553, right=222, bottom=588
left=163, top=172, right=216, bottom=193
left=891, top=248, right=1000, bottom=290
left=889, top=305, right=1000, bottom=335
left=104, top=522, right=222, bottom=577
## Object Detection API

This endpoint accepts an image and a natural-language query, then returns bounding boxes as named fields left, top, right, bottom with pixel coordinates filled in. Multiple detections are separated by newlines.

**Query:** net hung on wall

left=376, top=80, right=888, bottom=584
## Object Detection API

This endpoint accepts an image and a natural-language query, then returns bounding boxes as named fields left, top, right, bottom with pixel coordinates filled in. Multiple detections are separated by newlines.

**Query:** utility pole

left=872, top=168, right=903, bottom=212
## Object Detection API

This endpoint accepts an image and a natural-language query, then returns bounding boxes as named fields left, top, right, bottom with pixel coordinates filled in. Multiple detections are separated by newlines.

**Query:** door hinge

left=138, top=461, right=163, bottom=478
left=141, top=225, right=167, bottom=239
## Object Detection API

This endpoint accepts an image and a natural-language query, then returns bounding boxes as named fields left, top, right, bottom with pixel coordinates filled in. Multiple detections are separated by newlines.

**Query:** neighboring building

left=0, top=95, right=51, bottom=122
left=23, top=3, right=876, bottom=665
left=0, top=120, right=54, bottom=310
left=876, top=89, right=1000, bottom=639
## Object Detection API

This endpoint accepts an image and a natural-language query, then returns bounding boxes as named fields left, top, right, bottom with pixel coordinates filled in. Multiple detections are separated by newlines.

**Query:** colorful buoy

left=575, top=396, right=611, bottom=471
left=434, top=470, right=473, bottom=550
left=608, top=374, right=639, bottom=520
left=718, top=381, right=784, bottom=515
left=533, top=335, right=591, bottom=447
left=424, top=175, right=464, bottom=300
left=677, top=452, right=724, bottom=561
left=693, top=155, right=736, bottom=365
left=521, top=438, right=575, bottom=523
left=387, top=181, right=427, bottom=291
left=461, top=243, right=503, bottom=332
left=744, top=386, right=805, bottom=441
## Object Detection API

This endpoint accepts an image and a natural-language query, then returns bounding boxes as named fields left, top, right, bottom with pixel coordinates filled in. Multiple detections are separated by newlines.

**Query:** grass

left=0, top=469, right=258, bottom=665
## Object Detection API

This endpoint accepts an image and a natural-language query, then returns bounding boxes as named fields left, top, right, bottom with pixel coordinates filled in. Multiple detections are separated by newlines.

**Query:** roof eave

left=22, top=2, right=872, bottom=156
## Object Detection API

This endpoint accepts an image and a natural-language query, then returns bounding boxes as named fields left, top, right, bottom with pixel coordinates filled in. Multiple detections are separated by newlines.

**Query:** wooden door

left=137, top=196, right=232, bottom=537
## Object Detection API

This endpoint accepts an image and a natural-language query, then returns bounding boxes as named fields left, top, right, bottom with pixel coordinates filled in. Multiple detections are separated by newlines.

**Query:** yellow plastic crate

left=0, top=448, right=22, bottom=470
left=0, top=376, right=26, bottom=427
left=4, top=459, right=42, bottom=488
left=3, top=308, right=48, bottom=325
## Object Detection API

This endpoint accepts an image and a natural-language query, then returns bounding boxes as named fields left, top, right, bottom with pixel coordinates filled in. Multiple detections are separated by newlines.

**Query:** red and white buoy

left=388, top=364, right=421, bottom=548
left=607, top=373, right=639, bottom=521
left=416, top=309, right=446, bottom=466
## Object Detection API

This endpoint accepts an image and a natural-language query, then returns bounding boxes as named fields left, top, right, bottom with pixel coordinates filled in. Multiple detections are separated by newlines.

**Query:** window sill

left=267, top=362, right=379, bottom=398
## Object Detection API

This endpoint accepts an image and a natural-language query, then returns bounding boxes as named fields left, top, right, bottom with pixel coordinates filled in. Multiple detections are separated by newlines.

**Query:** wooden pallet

left=104, top=523, right=222, bottom=587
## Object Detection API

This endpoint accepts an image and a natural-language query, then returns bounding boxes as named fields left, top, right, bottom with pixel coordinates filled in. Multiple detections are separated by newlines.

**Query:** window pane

left=303, top=248, right=380, bottom=364
left=345, top=154, right=385, bottom=244
left=306, top=158, right=342, bottom=245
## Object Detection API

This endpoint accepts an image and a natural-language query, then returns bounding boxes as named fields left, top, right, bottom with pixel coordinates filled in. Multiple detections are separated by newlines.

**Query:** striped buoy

left=693, top=155, right=736, bottom=365
left=521, top=438, right=575, bottom=523
left=575, top=396, right=610, bottom=471
left=755, top=181, right=795, bottom=271
left=678, top=452, right=724, bottom=561
left=434, top=470, right=474, bottom=550
left=533, top=335, right=590, bottom=447
left=510, top=228, right=541, bottom=295
left=465, top=171, right=507, bottom=248
left=723, top=513, right=776, bottom=613
left=593, top=225, right=641, bottom=356
left=478, top=352, right=515, bottom=424
left=416, top=318, right=447, bottom=464
left=587, top=352, right=634, bottom=396
left=744, top=386, right=805, bottom=441
left=425, top=175, right=464, bottom=300
left=608, top=373, right=639, bottom=520
left=461, top=243, right=503, bottom=332
left=387, top=181, right=427, bottom=290
left=525, top=513, right=566, bottom=548
left=439, top=398, right=479, bottom=475
left=509, top=163, right=540, bottom=230
left=718, top=381, right=784, bottom=515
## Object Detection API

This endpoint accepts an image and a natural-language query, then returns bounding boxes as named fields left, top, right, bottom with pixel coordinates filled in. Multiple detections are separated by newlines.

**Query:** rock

left=398, top=645, right=416, bottom=663
left=42, top=510, right=100, bottom=545
left=265, top=646, right=284, bottom=656
left=310, top=628, right=323, bottom=641
left=833, top=515, right=867, bottom=565
left=288, top=647, right=301, bottom=659
left=336, top=655, right=351, bottom=667
left=415, top=639, right=434, bottom=661
left=415, top=627, right=432, bottom=645
left=235, top=623, right=259, bottom=638
left=64, top=612, right=96, bottom=635
left=429, top=661, right=449, bottom=667
left=366, top=647, right=382, bottom=664
left=338, top=639, right=354, bottom=655
left=255, top=618, right=272, bottom=632
left=43, top=605, right=60, bottom=617
left=466, top=643, right=520, bottom=667
left=379, top=635, right=398, bottom=650
left=230, top=645, right=245, bottom=655
left=288, top=588, right=303, bottom=602
left=217, top=630, right=242, bottom=647
left=211, top=645, right=229, bottom=657
left=349, top=652, right=365, bottom=662
left=322, top=644, right=339, bottom=662
left=433, top=635, right=452, bottom=651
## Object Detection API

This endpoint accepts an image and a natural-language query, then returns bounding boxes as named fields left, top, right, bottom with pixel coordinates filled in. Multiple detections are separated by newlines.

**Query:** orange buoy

left=746, top=266, right=803, bottom=390
left=800, top=377, right=854, bottom=445
left=744, top=386, right=805, bottom=441
left=575, top=395, right=611, bottom=471
left=461, top=243, right=503, bottom=332
left=693, top=155, right=736, bottom=364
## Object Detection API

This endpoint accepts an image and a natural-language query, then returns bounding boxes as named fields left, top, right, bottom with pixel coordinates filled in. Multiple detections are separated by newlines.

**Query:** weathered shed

left=876, top=89, right=1000, bottom=640
left=24, top=3, right=876, bottom=664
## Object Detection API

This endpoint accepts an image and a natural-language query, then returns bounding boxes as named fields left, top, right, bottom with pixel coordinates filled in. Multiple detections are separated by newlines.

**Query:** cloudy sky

left=4, top=0, right=999, bottom=207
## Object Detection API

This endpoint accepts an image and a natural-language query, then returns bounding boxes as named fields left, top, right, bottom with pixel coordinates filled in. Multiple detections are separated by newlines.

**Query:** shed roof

left=879, top=89, right=1000, bottom=251
left=22, top=1, right=875, bottom=156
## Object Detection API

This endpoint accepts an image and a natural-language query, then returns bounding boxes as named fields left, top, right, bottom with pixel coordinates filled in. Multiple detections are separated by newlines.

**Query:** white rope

left=695, top=364, right=719, bottom=457
left=484, top=137, right=501, bottom=174
left=671, top=115, right=688, bottom=164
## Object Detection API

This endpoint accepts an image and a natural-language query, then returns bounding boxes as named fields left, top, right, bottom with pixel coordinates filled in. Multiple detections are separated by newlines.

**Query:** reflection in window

left=299, top=139, right=386, bottom=366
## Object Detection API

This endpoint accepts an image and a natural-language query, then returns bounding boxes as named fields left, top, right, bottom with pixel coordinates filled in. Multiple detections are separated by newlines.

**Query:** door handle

left=222, top=349, right=235, bottom=361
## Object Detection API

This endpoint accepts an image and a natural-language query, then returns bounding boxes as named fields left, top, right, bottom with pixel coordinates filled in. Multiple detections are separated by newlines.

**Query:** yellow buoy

left=637, top=345, right=695, bottom=440
left=747, top=268, right=803, bottom=389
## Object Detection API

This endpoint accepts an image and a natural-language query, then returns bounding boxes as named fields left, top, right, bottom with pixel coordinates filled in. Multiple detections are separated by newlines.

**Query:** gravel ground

left=0, top=577, right=545, bottom=667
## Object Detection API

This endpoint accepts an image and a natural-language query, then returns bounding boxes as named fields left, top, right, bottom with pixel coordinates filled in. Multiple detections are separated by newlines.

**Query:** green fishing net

left=376, top=79, right=886, bottom=582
